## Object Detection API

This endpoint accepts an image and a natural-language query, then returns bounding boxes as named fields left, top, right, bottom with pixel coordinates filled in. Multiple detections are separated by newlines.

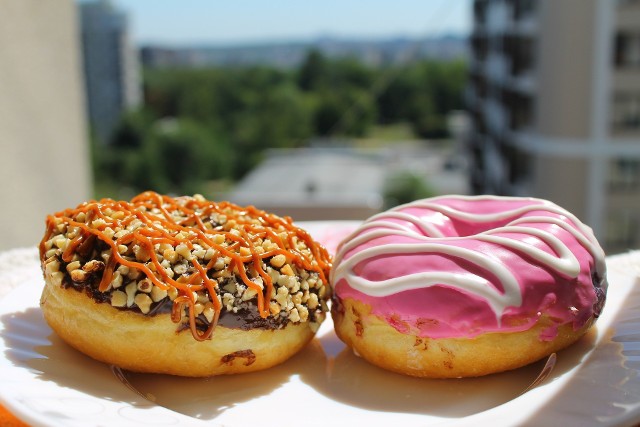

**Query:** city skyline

left=104, top=0, right=472, bottom=46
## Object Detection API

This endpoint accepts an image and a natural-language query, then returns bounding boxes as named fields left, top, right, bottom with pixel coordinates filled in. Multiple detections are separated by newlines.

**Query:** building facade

left=80, top=0, right=140, bottom=144
left=0, top=0, right=91, bottom=250
left=467, top=0, right=640, bottom=253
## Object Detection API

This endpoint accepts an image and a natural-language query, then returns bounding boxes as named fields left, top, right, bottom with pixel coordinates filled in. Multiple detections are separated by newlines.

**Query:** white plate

left=1, top=222, right=640, bottom=427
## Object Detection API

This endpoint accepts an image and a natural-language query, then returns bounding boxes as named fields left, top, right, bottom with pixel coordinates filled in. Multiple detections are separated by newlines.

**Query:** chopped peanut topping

left=38, top=191, right=333, bottom=340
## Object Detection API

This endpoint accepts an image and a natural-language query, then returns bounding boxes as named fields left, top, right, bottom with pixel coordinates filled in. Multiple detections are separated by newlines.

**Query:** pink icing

left=331, top=196, right=607, bottom=340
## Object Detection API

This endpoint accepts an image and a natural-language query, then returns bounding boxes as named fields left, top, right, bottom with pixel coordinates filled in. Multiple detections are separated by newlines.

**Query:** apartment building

left=467, top=0, right=640, bottom=253
left=80, top=0, right=141, bottom=144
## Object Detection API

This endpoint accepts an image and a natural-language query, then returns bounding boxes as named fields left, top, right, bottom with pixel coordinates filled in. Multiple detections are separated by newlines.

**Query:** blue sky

left=109, top=0, right=472, bottom=46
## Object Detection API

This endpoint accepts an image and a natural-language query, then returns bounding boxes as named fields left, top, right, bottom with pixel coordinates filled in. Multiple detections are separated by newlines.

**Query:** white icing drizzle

left=477, top=226, right=580, bottom=278
left=363, top=210, right=447, bottom=238
left=331, top=195, right=606, bottom=319
left=332, top=238, right=523, bottom=315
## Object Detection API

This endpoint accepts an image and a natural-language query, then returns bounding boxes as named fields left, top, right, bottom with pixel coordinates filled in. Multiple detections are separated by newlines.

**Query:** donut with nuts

left=39, top=191, right=332, bottom=377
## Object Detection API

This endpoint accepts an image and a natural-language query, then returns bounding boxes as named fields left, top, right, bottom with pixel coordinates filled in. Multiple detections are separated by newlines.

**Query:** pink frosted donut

left=331, top=195, right=607, bottom=378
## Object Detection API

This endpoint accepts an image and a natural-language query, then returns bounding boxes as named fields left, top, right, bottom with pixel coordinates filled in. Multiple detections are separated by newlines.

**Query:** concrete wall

left=532, top=154, right=589, bottom=219
left=0, top=0, right=91, bottom=251
left=536, top=0, right=595, bottom=139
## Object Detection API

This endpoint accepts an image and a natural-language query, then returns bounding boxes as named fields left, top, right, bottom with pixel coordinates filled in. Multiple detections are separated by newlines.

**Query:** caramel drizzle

left=39, top=191, right=332, bottom=341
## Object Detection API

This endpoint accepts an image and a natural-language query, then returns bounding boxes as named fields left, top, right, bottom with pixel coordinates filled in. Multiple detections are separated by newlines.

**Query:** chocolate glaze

left=59, top=257, right=110, bottom=304
left=218, top=306, right=287, bottom=330
left=591, top=269, right=607, bottom=318
left=147, top=296, right=289, bottom=330
left=331, top=294, right=345, bottom=316
left=147, top=297, right=173, bottom=316
left=58, top=257, right=298, bottom=331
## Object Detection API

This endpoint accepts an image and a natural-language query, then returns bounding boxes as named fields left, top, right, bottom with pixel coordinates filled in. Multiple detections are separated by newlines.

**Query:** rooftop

left=228, top=147, right=385, bottom=220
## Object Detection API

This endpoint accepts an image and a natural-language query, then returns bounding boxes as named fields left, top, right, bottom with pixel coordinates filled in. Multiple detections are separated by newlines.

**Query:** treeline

left=95, top=50, right=467, bottom=196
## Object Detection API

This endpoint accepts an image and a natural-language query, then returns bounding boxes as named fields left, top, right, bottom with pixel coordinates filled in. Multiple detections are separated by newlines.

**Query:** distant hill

left=140, top=34, right=468, bottom=68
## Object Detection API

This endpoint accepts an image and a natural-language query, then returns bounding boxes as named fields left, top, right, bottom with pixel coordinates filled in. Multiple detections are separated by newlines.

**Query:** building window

left=474, top=0, right=488, bottom=25
left=511, top=0, right=536, bottom=21
left=501, top=142, right=531, bottom=185
left=502, top=35, right=536, bottom=76
left=470, top=69, right=489, bottom=98
left=471, top=34, right=489, bottom=62
left=469, top=105, right=488, bottom=135
left=614, top=31, right=640, bottom=68
left=605, top=209, right=639, bottom=250
left=611, top=91, right=640, bottom=131
left=502, top=88, right=534, bottom=130
left=608, top=158, right=640, bottom=192
left=617, top=0, right=640, bottom=7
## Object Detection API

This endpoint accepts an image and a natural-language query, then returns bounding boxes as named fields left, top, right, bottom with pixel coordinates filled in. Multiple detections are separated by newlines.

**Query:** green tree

left=98, top=55, right=467, bottom=199
left=410, top=60, right=467, bottom=138
left=331, top=57, right=375, bottom=90
left=313, top=88, right=377, bottom=137
left=377, top=67, right=419, bottom=122
left=109, top=109, right=154, bottom=149
left=383, top=171, right=436, bottom=209
left=298, top=49, right=328, bottom=91
left=377, top=60, right=467, bottom=137
left=141, top=118, right=233, bottom=194
left=231, top=82, right=312, bottom=177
